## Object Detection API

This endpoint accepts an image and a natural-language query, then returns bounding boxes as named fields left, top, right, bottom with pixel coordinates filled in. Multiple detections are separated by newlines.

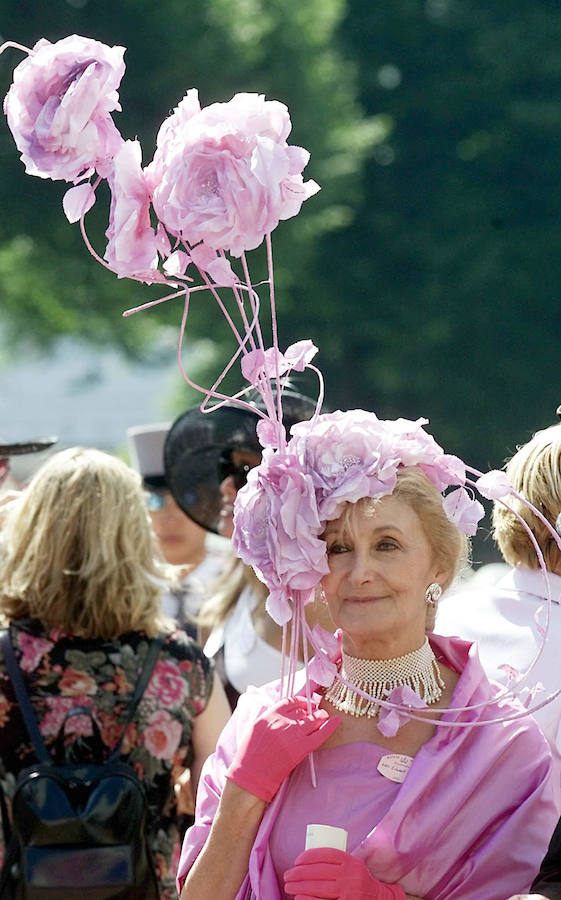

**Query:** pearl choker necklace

left=324, top=637, right=444, bottom=719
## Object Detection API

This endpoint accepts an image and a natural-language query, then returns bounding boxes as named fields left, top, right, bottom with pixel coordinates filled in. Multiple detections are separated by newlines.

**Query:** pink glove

left=283, top=848, right=407, bottom=900
left=225, top=696, right=340, bottom=802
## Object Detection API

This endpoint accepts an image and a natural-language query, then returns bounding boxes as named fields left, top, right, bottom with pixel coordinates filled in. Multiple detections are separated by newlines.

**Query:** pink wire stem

left=234, top=251, right=261, bottom=353
left=302, top=610, right=560, bottom=728
left=266, top=234, right=285, bottom=445
left=123, top=286, right=198, bottom=318
left=174, top=292, right=268, bottom=408
left=0, top=41, right=33, bottom=57
left=239, top=248, right=278, bottom=431
left=196, top=265, right=248, bottom=353
left=299, top=596, right=318, bottom=789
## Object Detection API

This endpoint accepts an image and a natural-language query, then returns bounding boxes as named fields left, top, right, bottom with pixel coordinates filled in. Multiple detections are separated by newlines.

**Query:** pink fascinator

left=3, top=34, right=561, bottom=734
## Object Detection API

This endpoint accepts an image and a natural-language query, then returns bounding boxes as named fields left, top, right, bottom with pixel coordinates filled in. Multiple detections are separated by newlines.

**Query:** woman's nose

left=347, top=551, right=376, bottom=584
left=220, top=474, right=238, bottom=500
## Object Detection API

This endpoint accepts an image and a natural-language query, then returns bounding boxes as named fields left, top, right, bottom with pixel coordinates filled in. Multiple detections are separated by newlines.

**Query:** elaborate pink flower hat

left=2, top=34, right=560, bottom=731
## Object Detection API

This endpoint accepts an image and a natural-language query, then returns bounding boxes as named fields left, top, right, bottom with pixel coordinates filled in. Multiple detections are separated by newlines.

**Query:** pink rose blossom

left=143, top=709, right=182, bottom=760
left=18, top=631, right=53, bottom=672
left=145, top=659, right=188, bottom=707
left=148, top=91, right=319, bottom=256
left=104, top=140, right=162, bottom=282
left=233, top=447, right=329, bottom=623
left=4, top=35, right=125, bottom=181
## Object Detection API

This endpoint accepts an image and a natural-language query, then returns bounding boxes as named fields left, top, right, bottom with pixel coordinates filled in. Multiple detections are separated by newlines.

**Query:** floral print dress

left=0, top=618, right=214, bottom=899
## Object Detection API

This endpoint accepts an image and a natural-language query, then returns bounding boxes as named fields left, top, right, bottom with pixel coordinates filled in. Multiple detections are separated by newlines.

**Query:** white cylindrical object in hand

left=305, top=824, right=348, bottom=851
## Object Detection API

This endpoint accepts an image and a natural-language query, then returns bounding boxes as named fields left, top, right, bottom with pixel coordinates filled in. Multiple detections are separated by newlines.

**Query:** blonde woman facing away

left=0, top=448, right=230, bottom=899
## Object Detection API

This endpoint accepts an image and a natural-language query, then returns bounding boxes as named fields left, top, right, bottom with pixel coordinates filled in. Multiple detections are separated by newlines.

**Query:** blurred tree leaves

left=0, top=0, right=373, bottom=364
left=302, top=0, right=561, bottom=471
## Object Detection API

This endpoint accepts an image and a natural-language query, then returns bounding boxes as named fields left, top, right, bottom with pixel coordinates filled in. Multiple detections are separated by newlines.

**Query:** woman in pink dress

left=177, top=411, right=558, bottom=900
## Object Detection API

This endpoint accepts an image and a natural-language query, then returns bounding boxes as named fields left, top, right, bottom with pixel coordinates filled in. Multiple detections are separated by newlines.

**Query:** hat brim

left=164, top=406, right=262, bottom=533
left=164, top=391, right=319, bottom=533
left=0, top=436, right=58, bottom=457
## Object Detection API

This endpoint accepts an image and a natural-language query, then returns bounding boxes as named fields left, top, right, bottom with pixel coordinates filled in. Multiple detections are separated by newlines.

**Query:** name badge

left=377, top=753, right=413, bottom=783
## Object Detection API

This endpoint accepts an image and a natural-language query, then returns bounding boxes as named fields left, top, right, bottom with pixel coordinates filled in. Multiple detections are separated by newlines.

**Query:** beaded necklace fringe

left=324, top=636, right=444, bottom=719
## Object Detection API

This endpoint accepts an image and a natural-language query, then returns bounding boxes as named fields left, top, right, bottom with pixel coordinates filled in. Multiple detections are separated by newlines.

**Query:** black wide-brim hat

left=0, top=436, right=58, bottom=456
left=164, top=392, right=318, bottom=533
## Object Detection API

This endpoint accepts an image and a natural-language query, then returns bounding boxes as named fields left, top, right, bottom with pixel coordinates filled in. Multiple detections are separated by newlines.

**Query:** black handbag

left=0, top=630, right=164, bottom=900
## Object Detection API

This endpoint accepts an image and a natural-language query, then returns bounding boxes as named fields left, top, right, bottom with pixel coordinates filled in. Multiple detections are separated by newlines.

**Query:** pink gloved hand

left=225, top=696, right=340, bottom=802
left=284, top=848, right=407, bottom=900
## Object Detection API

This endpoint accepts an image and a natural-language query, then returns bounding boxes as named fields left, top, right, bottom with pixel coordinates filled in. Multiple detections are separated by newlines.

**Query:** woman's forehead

left=325, top=494, right=419, bottom=536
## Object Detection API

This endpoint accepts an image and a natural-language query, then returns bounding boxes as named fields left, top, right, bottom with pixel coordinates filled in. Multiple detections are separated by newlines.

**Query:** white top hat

left=127, top=422, right=171, bottom=488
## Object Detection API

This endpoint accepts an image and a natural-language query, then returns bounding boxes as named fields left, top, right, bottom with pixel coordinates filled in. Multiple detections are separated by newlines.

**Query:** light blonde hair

left=0, top=447, right=173, bottom=639
left=331, top=467, right=470, bottom=629
left=197, top=556, right=267, bottom=637
left=493, top=423, right=561, bottom=571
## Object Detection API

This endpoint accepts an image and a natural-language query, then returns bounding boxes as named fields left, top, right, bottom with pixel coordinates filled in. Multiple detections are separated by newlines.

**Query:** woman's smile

left=321, top=494, right=444, bottom=658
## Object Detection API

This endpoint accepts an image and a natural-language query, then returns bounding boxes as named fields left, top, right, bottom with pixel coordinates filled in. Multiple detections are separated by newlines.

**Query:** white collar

left=497, top=565, right=561, bottom=603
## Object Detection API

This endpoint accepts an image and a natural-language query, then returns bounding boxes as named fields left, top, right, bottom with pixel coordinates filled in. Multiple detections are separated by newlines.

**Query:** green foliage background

left=1, top=0, right=561, bottom=488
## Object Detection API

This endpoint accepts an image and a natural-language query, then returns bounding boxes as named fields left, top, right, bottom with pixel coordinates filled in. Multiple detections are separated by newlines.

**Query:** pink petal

left=442, top=487, right=484, bottom=536
left=241, top=347, right=289, bottom=384
left=497, top=663, right=522, bottom=685
left=256, top=418, right=285, bottom=449
left=310, top=624, right=341, bottom=661
left=265, top=588, right=293, bottom=626
left=377, top=707, right=402, bottom=738
left=387, top=685, right=428, bottom=709
left=206, top=257, right=237, bottom=286
left=475, top=470, right=512, bottom=501
left=62, top=182, right=96, bottom=223
left=283, top=339, right=318, bottom=372
left=163, top=250, right=189, bottom=276
left=308, top=652, right=338, bottom=687
left=190, top=243, right=219, bottom=271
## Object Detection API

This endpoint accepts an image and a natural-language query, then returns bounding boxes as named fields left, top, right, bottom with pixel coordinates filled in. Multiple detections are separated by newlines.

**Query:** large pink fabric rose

left=3, top=35, right=125, bottom=182
left=147, top=91, right=320, bottom=256
left=233, top=446, right=329, bottom=623
left=104, top=140, right=162, bottom=282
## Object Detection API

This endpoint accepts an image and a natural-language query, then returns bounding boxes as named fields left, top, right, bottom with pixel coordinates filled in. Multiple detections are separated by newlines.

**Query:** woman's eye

left=327, top=542, right=349, bottom=555
left=377, top=540, right=398, bottom=551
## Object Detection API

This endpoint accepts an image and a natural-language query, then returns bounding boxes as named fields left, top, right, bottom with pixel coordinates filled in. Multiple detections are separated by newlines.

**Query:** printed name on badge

left=377, top=753, right=413, bottom=783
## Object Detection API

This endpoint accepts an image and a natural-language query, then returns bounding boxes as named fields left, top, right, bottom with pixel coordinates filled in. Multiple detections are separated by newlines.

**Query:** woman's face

left=218, top=448, right=262, bottom=538
left=147, top=489, right=207, bottom=567
left=322, top=494, right=443, bottom=658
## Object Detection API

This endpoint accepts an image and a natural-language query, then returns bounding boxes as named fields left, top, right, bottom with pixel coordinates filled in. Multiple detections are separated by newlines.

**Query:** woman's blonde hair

left=493, top=424, right=561, bottom=571
left=333, top=467, right=470, bottom=628
left=0, top=447, right=173, bottom=639
left=197, top=556, right=267, bottom=636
